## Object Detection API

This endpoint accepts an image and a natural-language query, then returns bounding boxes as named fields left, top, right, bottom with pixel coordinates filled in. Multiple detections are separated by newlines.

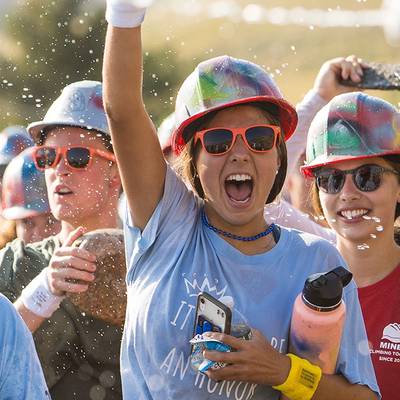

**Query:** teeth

left=57, top=188, right=71, bottom=194
left=340, top=209, right=368, bottom=220
left=226, top=174, right=252, bottom=182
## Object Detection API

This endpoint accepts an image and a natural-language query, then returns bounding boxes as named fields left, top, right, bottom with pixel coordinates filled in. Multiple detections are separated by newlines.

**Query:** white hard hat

left=28, top=80, right=110, bottom=143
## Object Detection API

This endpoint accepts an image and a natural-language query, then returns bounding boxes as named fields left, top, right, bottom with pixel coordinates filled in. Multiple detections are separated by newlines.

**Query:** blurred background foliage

left=0, top=0, right=398, bottom=130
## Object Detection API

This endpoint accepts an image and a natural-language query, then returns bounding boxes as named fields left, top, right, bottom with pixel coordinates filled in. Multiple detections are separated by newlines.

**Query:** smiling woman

left=302, top=91, right=400, bottom=400
left=102, top=1, right=379, bottom=399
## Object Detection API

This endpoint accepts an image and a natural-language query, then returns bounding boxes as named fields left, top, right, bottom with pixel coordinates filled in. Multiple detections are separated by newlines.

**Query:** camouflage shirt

left=0, top=236, right=123, bottom=400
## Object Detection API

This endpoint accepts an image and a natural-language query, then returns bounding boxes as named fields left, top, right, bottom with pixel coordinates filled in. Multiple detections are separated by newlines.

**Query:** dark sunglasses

left=33, top=146, right=116, bottom=171
left=194, top=125, right=280, bottom=155
left=314, top=164, right=399, bottom=194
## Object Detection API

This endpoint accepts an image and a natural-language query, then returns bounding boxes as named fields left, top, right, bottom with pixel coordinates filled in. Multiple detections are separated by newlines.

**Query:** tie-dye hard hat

left=0, top=126, right=33, bottom=167
left=172, top=55, right=298, bottom=154
left=28, top=81, right=109, bottom=144
left=302, top=92, right=400, bottom=177
left=2, top=147, right=50, bottom=220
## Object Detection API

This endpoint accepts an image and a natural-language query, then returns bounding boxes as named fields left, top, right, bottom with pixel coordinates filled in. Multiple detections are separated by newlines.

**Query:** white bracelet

left=106, top=0, right=147, bottom=28
left=20, top=268, right=65, bottom=318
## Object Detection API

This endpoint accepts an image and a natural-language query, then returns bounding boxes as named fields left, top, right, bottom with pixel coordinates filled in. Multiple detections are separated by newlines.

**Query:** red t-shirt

left=358, top=265, right=400, bottom=400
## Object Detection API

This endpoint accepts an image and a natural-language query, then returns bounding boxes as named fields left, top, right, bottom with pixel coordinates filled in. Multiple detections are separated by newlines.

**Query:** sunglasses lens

left=35, top=147, right=57, bottom=169
left=203, top=129, right=233, bottom=154
left=355, top=165, right=381, bottom=191
left=245, top=126, right=276, bottom=151
left=316, top=170, right=345, bottom=194
left=67, top=147, right=91, bottom=168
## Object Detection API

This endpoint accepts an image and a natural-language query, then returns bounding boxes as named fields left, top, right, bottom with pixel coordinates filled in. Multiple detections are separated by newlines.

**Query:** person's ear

left=109, top=163, right=122, bottom=190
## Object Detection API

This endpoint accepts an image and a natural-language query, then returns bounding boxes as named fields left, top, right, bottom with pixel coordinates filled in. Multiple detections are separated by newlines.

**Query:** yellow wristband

left=272, top=353, right=322, bottom=400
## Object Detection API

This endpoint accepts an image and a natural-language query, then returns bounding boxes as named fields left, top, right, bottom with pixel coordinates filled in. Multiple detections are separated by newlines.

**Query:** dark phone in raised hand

left=341, top=62, right=400, bottom=90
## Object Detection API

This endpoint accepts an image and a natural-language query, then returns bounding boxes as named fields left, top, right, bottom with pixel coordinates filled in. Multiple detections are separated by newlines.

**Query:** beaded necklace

left=201, top=209, right=275, bottom=242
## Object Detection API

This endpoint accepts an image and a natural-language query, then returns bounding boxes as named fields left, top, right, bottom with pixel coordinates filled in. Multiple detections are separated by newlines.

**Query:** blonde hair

left=0, top=218, right=16, bottom=249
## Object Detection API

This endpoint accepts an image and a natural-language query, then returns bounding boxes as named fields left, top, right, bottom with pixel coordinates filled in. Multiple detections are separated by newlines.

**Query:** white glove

left=106, top=0, right=149, bottom=28
left=20, top=268, right=65, bottom=318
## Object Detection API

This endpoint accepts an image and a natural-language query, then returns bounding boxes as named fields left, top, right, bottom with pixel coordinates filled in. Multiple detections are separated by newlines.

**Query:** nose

left=54, top=154, right=71, bottom=175
left=228, top=134, right=250, bottom=163
left=339, top=174, right=361, bottom=201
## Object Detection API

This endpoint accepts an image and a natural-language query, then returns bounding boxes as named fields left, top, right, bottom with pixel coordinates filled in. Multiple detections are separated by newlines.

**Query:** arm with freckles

left=203, top=331, right=378, bottom=400
left=103, top=3, right=166, bottom=231
left=15, top=227, right=97, bottom=332
left=287, top=55, right=366, bottom=175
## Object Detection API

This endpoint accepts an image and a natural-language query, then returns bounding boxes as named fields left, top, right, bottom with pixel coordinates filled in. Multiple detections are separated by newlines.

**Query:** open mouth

left=338, top=209, right=369, bottom=220
left=224, top=174, right=253, bottom=204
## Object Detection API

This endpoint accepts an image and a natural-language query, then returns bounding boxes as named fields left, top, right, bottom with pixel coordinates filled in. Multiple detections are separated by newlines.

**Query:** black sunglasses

left=314, top=164, right=399, bottom=194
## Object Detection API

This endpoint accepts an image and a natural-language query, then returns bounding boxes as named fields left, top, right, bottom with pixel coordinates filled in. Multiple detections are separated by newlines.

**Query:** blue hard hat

left=2, top=147, right=50, bottom=220
left=0, top=126, right=33, bottom=166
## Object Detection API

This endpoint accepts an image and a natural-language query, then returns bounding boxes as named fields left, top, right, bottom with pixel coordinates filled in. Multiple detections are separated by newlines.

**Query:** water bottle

left=289, top=267, right=353, bottom=374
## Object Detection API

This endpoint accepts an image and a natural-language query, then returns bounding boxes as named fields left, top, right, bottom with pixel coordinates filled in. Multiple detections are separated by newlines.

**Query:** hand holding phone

left=190, top=292, right=232, bottom=373
left=341, top=62, right=400, bottom=90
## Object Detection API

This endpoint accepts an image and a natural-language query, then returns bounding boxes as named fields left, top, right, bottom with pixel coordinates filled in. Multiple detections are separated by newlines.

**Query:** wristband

left=106, top=0, right=146, bottom=28
left=20, top=268, right=65, bottom=318
left=272, top=353, right=322, bottom=400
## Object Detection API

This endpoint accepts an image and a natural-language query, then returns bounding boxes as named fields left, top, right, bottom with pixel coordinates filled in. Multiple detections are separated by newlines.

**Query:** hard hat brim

left=27, top=121, right=109, bottom=144
left=2, top=206, right=47, bottom=220
left=172, top=95, right=298, bottom=155
left=301, top=151, right=400, bottom=177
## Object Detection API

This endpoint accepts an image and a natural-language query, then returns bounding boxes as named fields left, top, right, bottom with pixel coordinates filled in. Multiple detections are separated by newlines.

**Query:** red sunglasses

left=33, top=146, right=116, bottom=171
left=194, top=125, right=280, bottom=155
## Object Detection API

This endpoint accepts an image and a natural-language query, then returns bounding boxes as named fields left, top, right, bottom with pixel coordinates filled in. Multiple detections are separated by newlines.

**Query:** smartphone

left=340, top=62, right=400, bottom=90
left=193, top=292, right=232, bottom=337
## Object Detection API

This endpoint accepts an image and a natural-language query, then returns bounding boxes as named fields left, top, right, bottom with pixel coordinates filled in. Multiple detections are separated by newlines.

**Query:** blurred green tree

left=0, top=0, right=182, bottom=129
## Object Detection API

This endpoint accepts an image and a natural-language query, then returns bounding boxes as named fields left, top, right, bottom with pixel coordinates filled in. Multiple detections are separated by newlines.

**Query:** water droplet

left=362, top=215, right=371, bottom=220
left=372, top=216, right=381, bottom=223
left=370, top=234, right=377, bottom=239
left=376, top=225, right=384, bottom=232
left=89, top=385, right=106, bottom=400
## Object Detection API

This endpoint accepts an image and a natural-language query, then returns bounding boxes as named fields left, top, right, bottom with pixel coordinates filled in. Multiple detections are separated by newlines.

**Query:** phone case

left=193, top=292, right=232, bottom=337
left=341, top=62, right=400, bottom=90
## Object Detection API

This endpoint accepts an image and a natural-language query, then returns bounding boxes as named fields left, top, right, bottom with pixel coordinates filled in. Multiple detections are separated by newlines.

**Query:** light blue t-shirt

left=0, top=294, right=51, bottom=399
left=122, top=167, right=379, bottom=400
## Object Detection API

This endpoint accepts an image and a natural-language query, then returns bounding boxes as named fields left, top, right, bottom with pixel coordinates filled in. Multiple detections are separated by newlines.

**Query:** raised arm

left=103, top=3, right=166, bottom=230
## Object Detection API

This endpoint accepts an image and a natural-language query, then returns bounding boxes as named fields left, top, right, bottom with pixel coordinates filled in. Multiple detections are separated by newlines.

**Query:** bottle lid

left=302, top=267, right=353, bottom=311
